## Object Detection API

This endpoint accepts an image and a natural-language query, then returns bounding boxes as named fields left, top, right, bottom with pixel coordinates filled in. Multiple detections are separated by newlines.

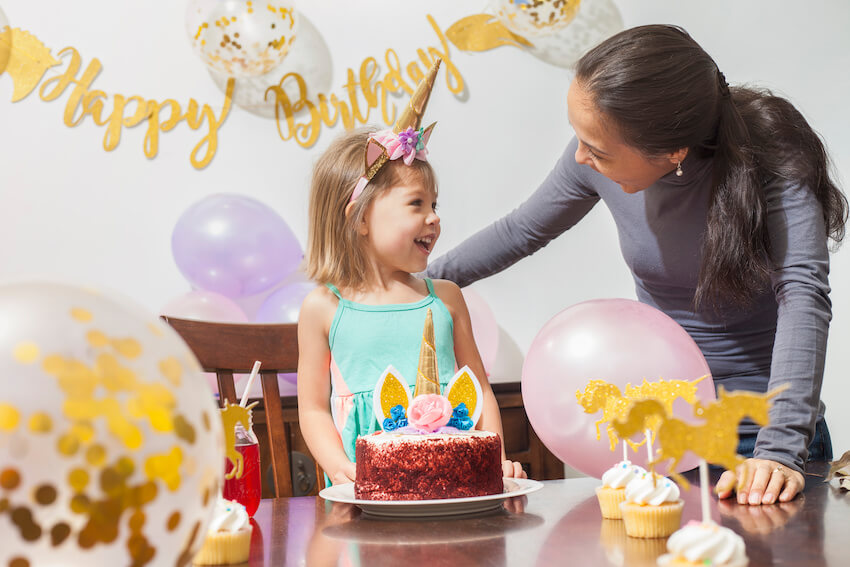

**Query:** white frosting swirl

left=624, top=471, right=680, bottom=505
left=207, top=497, right=250, bottom=533
left=601, top=460, right=645, bottom=489
left=659, top=521, right=748, bottom=566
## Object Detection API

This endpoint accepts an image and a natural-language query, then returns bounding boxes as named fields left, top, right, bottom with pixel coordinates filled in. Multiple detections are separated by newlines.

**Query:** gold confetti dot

left=9, top=558, right=31, bottom=567
left=112, top=338, right=142, bottom=359
left=33, top=484, right=57, bottom=506
left=70, top=493, right=90, bottom=514
left=71, top=421, right=95, bottom=443
left=50, top=523, right=71, bottom=546
left=27, top=412, right=52, bottom=434
left=57, top=433, right=80, bottom=457
left=13, top=342, right=39, bottom=363
left=166, top=511, right=181, bottom=532
left=86, top=330, right=109, bottom=348
left=147, top=322, right=164, bottom=337
left=115, top=456, right=135, bottom=478
left=100, top=467, right=123, bottom=495
left=0, top=403, right=21, bottom=432
left=68, top=468, right=89, bottom=492
left=70, top=307, right=93, bottom=322
left=0, top=498, right=8, bottom=512
left=1, top=468, right=21, bottom=490
left=128, top=509, right=146, bottom=533
left=159, top=357, right=182, bottom=387
left=85, top=444, right=106, bottom=466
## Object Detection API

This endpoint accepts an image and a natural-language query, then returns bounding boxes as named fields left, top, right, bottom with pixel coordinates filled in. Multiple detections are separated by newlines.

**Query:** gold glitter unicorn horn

left=393, top=58, right=441, bottom=134
left=413, top=308, right=441, bottom=397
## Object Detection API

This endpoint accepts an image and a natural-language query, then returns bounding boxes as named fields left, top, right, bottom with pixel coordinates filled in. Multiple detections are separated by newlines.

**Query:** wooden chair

left=162, top=316, right=320, bottom=497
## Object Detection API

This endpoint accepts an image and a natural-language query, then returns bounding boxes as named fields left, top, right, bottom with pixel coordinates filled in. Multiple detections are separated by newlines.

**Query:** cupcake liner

left=193, top=527, right=252, bottom=565
left=595, top=486, right=626, bottom=519
left=619, top=500, right=683, bottom=538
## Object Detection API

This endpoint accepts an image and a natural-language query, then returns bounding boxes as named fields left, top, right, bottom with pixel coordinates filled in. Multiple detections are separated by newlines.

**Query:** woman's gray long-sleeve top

left=427, top=138, right=832, bottom=473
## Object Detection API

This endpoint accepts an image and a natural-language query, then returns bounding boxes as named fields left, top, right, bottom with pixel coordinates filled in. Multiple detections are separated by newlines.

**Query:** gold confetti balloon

left=0, top=282, right=224, bottom=567
left=490, top=0, right=582, bottom=38
left=0, top=6, right=10, bottom=75
left=186, top=0, right=298, bottom=78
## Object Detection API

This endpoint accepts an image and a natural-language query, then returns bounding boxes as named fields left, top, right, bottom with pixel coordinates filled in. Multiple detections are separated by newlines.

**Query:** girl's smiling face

left=567, top=80, right=686, bottom=194
left=360, top=177, right=440, bottom=277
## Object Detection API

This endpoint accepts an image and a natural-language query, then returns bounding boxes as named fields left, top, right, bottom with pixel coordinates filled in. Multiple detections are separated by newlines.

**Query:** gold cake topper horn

left=414, top=308, right=441, bottom=397
left=393, top=58, right=441, bottom=134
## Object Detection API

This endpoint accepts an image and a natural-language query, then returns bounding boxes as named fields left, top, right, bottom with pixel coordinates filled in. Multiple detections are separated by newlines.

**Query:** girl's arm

left=433, top=279, right=526, bottom=479
left=297, top=287, right=356, bottom=484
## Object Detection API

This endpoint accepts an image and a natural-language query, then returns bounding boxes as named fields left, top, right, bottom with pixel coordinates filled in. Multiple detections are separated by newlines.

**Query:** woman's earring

left=676, top=161, right=683, bottom=177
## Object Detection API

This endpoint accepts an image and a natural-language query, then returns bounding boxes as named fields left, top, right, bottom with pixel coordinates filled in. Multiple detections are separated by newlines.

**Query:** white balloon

left=0, top=281, right=224, bottom=567
left=207, top=12, right=332, bottom=119
left=523, top=0, right=624, bottom=69
left=185, top=0, right=298, bottom=78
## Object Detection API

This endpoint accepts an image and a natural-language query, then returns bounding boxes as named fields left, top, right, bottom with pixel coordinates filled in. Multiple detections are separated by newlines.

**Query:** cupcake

left=619, top=471, right=683, bottom=538
left=193, top=497, right=253, bottom=565
left=657, top=521, right=748, bottom=566
left=596, top=460, right=645, bottom=519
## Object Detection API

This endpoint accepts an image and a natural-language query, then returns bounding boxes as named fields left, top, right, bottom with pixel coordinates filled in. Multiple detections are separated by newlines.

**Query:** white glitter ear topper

left=372, top=365, right=413, bottom=429
left=445, top=366, right=484, bottom=428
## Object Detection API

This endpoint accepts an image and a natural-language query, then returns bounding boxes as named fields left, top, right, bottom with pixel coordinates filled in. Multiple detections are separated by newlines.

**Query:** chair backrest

left=162, top=316, right=299, bottom=497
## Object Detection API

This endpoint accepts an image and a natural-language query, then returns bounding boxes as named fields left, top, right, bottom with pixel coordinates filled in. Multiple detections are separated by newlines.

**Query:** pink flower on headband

left=373, top=128, right=429, bottom=166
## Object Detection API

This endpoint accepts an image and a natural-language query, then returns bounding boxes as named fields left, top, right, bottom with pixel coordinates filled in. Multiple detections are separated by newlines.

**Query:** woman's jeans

left=736, top=418, right=833, bottom=462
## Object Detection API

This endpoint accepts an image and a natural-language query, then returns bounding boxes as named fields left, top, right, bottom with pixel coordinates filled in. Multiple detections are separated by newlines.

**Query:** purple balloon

left=254, top=281, right=317, bottom=323
left=172, top=194, right=302, bottom=298
left=522, top=299, right=715, bottom=479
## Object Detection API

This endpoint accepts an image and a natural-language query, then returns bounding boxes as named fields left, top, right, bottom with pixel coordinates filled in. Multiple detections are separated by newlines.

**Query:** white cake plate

left=319, top=477, right=543, bottom=518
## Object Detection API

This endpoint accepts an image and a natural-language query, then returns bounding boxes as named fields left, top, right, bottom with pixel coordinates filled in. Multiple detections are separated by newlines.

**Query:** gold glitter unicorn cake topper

left=612, top=386, right=785, bottom=488
left=576, top=376, right=708, bottom=450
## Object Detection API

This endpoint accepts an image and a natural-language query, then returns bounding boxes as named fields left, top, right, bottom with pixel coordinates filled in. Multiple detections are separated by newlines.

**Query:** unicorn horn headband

left=349, top=58, right=441, bottom=202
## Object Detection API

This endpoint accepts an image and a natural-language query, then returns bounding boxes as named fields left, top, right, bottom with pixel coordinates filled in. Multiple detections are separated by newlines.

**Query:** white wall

left=1, top=1, right=848, bottom=456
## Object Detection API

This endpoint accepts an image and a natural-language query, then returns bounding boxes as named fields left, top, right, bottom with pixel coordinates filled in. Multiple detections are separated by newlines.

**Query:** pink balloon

left=160, top=290, right=249, bottom=322
left=522, top=298, right=716, bottom=479
left=461, top=288, right=500, bottom=375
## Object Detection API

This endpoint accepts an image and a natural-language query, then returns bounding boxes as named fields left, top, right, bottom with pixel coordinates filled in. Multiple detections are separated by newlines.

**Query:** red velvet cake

left=354, top=430, right=503, bottom=501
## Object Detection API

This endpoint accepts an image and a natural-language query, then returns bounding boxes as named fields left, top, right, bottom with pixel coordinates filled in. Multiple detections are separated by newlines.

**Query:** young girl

left=297, top=63, right=525, bottom=486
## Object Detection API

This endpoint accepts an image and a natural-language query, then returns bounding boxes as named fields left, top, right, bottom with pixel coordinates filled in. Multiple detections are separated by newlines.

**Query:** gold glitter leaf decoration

left=446, top=14, right=533, bottom=52
left=3, top=28, right=60, bottom=102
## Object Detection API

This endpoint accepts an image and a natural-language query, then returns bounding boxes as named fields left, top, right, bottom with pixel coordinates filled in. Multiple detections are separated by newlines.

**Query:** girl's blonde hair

left=305, top=127, right=437, bottom=290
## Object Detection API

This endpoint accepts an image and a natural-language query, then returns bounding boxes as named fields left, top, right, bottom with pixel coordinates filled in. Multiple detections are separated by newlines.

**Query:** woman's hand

left=330, top=461, right=357, bottom=485
left=715, top=458, right=804, bottom=505
left=502, top=460, right=527, bottom=479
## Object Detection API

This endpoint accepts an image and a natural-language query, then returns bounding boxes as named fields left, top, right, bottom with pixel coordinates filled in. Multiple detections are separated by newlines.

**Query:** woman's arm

left=296, top=287, right=357, bottom=484
left=433, top=279, right=526, bottom=478
left=426, top=138, right=600, bottom=287
left=717, top=180, right=831, bottom=504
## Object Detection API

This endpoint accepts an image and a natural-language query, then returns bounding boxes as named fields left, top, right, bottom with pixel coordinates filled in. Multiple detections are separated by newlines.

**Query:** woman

left=427, top=25, right=846, bottom=505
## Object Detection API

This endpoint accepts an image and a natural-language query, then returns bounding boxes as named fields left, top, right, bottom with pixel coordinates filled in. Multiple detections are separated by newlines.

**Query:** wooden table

left=244, top=462, right=849, bottom=566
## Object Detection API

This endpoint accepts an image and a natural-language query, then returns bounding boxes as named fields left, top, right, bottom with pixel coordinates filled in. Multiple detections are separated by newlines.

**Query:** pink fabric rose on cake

left=408, top=394, right=453, bottom=432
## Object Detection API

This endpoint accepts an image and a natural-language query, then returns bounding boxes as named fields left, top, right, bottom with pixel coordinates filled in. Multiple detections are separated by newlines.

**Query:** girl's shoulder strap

left=325, top=283, right=342, bottom=299
left=424, top=278, right=436, bottom=296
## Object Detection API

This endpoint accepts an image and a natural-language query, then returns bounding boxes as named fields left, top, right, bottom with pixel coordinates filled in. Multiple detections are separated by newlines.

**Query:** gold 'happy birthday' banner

left=0, top=15, right=464, bottom=169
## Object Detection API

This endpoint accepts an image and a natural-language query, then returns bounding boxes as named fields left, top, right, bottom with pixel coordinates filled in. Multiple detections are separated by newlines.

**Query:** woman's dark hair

left=575, top=24, right=847, bottom=309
